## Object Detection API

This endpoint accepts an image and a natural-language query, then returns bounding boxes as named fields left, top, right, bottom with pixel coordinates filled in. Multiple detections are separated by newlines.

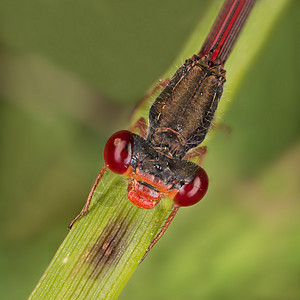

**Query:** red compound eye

left=173, top=167, right=209, bottom=207
left=104, top=130, right=133, bottom=174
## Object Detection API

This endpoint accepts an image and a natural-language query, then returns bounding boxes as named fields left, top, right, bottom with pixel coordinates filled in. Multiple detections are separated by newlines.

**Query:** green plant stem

left=29, top=1, right=290, bottom=299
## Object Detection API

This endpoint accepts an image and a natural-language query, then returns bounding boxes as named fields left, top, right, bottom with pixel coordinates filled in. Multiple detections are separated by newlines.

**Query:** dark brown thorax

left=148, top=55, right=226, bottom=159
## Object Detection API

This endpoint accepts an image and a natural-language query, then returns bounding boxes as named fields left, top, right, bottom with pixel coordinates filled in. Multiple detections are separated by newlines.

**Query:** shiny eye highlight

left=173, top=167, right=209, bottom=207
left=104, top=130, right=133, bottom=174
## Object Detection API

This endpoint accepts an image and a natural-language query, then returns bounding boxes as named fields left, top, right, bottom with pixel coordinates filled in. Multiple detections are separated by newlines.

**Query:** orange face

left=104, top=130, right=208, bottom=210
left=125, top=166, right=178, bottom=209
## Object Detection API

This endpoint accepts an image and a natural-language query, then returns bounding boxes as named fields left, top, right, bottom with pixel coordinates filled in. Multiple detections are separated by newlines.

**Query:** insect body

left=148, top=55, right=225, bottom=158
left=70, top=55, right=226, bottom=259
left=105, top=55, right=225, bottom=210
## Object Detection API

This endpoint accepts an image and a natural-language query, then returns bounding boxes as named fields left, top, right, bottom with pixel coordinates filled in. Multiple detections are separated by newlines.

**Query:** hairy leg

left=183, top=146, right=207, bottom=166
left=130, top=78, right=170, bottom=118
left=140, top=206, right=179, bottom=263
left=130, top=117, right=148, bottom=139
left=69, top=164, right=107, bottom=229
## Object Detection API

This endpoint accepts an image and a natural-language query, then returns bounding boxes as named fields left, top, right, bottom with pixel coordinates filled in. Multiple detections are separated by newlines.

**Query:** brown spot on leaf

left=83, top=213, right=134, bottom=280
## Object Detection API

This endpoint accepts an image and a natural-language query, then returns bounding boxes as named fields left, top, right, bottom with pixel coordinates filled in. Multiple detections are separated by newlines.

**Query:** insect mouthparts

left=137, top=181, right=160, bottom=193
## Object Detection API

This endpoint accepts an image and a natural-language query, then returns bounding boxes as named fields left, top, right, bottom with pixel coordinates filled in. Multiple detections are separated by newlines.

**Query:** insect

left=69, top=0, right=255, bottom=260
left=69, top=54, right=225, bottom=256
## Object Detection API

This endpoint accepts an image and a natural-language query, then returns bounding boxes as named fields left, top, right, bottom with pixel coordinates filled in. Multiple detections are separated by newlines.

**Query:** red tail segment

left=198, top=0, right=256, bottom=64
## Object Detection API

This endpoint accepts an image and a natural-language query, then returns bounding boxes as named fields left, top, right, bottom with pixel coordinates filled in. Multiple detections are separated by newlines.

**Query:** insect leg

left=130, top=78, right=170, bottom=118
left=140, top=205, right=179, bottom=263
left=69, top=164, right=107, bottom=229
left=146, top=78, right=170, bottom=98
left=183, top=146, right=207, bottom=166
left=130, top=117, right=148, bottom=138
left=211, top=123, right=231, bottom=135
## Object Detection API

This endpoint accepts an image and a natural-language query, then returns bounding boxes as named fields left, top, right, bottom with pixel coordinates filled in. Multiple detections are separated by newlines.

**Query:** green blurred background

left=0, top=0, right=299, bottom=299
